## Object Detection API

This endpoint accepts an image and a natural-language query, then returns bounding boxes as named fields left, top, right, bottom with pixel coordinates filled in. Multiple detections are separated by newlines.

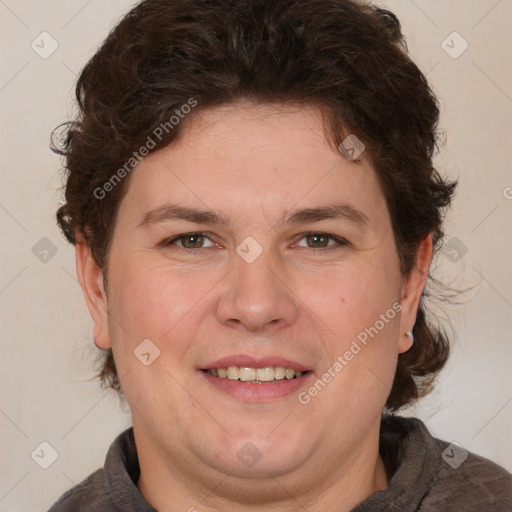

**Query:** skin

left=76, top=103, right=432, bottom=511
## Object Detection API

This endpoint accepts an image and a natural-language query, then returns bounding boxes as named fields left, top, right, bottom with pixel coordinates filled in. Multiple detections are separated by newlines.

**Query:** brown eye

left=295, top=232, right=348, bottom=250
left=306, top=234, right=330, bottom=248
left=179, top=234, right=206, bottom=248
left=164, top=233, right=215, bottom=249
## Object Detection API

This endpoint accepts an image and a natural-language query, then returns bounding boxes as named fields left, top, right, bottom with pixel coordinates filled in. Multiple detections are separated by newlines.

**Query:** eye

left=164, top=233, right=216, bottom=249
left=162, top=232, right=348, bottom=251
left=295, top=232, right=348, bottom=249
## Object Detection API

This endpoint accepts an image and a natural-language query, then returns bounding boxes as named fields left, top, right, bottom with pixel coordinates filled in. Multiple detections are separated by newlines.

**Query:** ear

left=398, top=234, right=433, bottom=353
left=75, top=234, right=111, bottom=349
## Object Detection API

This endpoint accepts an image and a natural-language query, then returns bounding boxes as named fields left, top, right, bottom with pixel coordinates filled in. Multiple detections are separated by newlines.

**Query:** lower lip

left=199, top=371, right=313, bottom=402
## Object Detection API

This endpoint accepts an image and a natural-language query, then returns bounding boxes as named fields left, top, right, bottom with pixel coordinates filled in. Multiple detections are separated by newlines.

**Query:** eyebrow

left=139, top=204, right=231, bottom=228
left=283, top=202, right=369, bottom=226
left=139, top=202, right=369, bottom=229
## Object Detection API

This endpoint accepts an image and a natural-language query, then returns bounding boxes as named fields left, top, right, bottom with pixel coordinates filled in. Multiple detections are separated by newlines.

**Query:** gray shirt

left=48, top=416, right=512, bottom=511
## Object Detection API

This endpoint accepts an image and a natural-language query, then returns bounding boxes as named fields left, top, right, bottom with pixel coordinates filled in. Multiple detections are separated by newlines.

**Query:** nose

left=216, top=249, right=299, bottom=332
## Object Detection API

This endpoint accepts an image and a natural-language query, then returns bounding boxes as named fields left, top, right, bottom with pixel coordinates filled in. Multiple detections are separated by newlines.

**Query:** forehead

left=117, top=103, right=389, bottom=228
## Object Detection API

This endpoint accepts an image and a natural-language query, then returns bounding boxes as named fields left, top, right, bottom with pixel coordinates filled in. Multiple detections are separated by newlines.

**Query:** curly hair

left=53, top=0, right=457, bottom=411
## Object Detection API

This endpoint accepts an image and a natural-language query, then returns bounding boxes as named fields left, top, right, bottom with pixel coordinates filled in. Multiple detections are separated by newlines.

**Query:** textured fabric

left=48, top=429, right=155, bottom=512
left=352, top=416, right=512, bottom=511
left=48, top=416, right=512, bottom=511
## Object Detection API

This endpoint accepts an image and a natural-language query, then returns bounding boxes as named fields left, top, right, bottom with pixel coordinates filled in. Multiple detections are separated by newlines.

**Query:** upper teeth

left=205, top=366, right=304, bottom=382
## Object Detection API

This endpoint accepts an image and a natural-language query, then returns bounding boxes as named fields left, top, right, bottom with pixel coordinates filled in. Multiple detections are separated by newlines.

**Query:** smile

left=203, top=366, right=307, bottom=383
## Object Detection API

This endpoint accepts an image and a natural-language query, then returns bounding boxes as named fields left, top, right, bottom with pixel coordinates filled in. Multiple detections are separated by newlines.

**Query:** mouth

left=199, top=357, right=313, bottom=401
left=202, top=366, right=310, bottom=383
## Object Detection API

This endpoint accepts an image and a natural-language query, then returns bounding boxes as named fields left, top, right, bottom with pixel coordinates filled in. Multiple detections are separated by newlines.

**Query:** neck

left=135, top=423, right=388, bottom=512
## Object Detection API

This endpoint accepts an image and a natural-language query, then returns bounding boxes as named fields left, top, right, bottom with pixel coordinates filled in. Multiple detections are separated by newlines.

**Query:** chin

left=198, top=425, right=314, bottom=478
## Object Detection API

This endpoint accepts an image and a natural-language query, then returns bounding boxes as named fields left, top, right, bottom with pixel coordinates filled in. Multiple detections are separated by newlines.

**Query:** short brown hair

left=53, top=0, right=457, bottom=411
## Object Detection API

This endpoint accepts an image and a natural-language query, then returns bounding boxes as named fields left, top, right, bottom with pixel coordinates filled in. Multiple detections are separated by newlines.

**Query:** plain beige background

left=1, top=1, right=511, bottom=510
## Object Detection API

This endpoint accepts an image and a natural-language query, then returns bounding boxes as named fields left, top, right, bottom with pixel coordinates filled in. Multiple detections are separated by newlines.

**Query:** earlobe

left=398, top=234, right=433, bottom=353
left=75, top=235, right=111, bottom=349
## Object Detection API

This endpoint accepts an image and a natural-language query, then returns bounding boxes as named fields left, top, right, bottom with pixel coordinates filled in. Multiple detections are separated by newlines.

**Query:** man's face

left=83, top=103, right=421, bottom=486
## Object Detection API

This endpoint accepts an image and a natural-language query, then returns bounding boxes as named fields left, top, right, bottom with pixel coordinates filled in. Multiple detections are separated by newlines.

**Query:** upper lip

left=200, top=355, right=310, bottom=372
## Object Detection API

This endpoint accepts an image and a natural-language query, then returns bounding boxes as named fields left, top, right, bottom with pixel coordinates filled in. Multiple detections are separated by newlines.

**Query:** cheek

left=104, top=259, right=206, bottom=420
left=105, top=256, right=203, bottom=372
left=303, top=255, right=402, bottom=402
left=308, top=257, right=401, bottom=339
left=110, top=255, right=192, bottom=327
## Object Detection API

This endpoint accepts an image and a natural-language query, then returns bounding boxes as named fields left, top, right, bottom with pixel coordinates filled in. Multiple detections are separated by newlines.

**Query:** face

left=78, top=103, right=429, bottom=496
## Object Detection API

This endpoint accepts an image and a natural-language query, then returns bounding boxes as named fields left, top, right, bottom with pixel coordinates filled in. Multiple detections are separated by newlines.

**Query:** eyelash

left=162, top=232, right=349, bottom=252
